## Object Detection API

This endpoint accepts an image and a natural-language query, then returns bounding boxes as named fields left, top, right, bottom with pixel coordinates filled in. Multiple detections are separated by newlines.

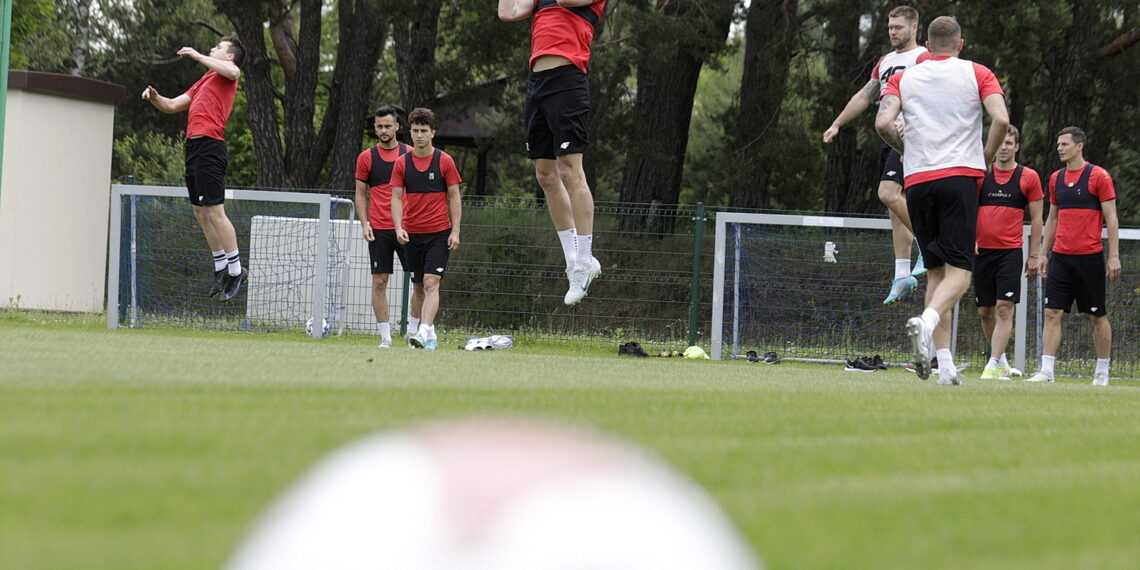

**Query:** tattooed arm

left=875, top=94, right=904, bottom=154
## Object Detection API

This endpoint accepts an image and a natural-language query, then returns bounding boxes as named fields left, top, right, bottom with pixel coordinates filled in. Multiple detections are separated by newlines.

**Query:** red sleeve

left=972, top=62, right=1004, bottom=100
left=355, top=150, right=371, bottom=182
left=916, top=51, right=933, bottom=64
left=390, top=156, right=405, bottom=188
left=1048, top=171, right=1059, bottom=205
left=1022, top=167, right=1044, bottom=202
left=883, top=73, right=902, bottom=99
left=441, top=153, right=463, bottom=186
left=1091, top=166, right=1117, bottom=202
left=871, top=54, right=886, bottom=80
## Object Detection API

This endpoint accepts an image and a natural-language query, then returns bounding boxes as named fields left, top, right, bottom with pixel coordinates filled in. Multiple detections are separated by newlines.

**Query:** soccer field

left=2, top=312, right=1139, bottom=570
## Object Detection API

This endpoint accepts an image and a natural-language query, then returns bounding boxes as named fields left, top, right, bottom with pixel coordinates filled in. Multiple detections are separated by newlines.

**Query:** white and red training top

left=883, top=55, right=1005, bottom=188
left=872, top=46, right=930, bottom=93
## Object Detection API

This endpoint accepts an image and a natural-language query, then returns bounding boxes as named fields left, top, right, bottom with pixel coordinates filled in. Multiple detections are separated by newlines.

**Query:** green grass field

left=2, top=311, right=1139, bottom=569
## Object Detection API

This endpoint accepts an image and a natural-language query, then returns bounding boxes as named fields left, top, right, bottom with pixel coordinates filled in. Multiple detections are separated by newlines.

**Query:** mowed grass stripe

left=2, top=316, right=1138, bottom=569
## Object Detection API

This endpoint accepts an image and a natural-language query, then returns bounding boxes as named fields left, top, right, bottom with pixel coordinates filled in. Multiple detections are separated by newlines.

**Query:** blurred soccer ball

left=305, top=318, right=330, bottom=338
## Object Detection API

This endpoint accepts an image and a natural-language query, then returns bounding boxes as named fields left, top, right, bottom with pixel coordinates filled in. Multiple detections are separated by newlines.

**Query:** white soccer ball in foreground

left=304, top=317, right=329, bottom=338
left=226, top=418, right=762, bottom=570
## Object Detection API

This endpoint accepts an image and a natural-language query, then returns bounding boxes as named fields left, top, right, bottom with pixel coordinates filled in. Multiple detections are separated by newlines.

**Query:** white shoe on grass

left=564, top=256, right=602, bottom=306
left=1024, top=372, right=1054, bottom=383
left=905, top=317, right=933, bottom=380
left=1092, top=372, right=1109, bottom=386
left=378, top=338, right=392, bottom=349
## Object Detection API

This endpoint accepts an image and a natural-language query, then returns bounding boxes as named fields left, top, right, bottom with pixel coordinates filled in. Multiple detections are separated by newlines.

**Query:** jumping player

left=823, top=5, right=931, bottom=305
left=391, top=108, right=463, bottom=352
left=143, top=37, right=247, bottom=301
left=498, top=0, right=607, bottom=306
left=975, top=125, right=1043, bottom=380
left=354, top=105, right=422, bottom=348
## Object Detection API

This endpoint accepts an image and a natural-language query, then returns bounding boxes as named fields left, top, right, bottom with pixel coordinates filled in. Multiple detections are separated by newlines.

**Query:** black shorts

left=405, top=229, right=452, bottom=283
left=974, top=248, right=1023, bottom=306
left=879, top=145, right=904, bottom=185
left=1045, top=252, right=1107, bottom=316
left=367, top=229, right=408, bottom=275
left=906, top=176, right=979, bottom=272
left=524, top=65, right=590, bottom=160
left=185, top=136, right=228, bottom=206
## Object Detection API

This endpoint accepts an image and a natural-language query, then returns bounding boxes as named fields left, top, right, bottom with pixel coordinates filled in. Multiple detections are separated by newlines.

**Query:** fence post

left=688, top=202, right=706, bottom=347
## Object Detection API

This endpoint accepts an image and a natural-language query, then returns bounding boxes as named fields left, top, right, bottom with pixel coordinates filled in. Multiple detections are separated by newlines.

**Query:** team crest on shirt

left=429, top=172, right=435, bottom=180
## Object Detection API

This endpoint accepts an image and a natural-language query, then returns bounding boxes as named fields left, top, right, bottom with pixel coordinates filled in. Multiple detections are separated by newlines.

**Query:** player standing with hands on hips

left=498, top=0, right=606, bottom=305
left=875, top=16, right=1009, bottom=386
left=142, top=37, right=247, bottom=301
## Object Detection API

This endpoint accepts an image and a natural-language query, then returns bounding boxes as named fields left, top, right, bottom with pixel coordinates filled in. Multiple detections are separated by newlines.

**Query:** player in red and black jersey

left=355, top=106, right=420, bottom=349
left=1027, top=127, right=1122, bottom=386
left=974, top=125, right=1043, bottom=380
left=498, top=0, right=606, bottom=306
left=391, top=108, right=463, bottom=352
left=143, top=36, right=248, bottom=301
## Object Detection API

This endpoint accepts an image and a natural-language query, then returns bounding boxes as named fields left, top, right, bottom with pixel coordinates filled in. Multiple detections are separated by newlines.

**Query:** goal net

left=107, top=185, right=410, bottom=338
left=711, top=212, right=1140, bottom=379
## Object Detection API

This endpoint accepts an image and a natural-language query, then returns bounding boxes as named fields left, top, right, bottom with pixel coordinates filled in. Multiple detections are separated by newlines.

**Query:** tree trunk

left=216, top=0, right=287, bottom=188
left=821, top=5, right=876, bottom=214
left=1042, top=0, right=1098, bottom=178
left=322, top=0, right=390, bottom=191
left=275, top=0, right=322, bottom=188
left=727, top=0, right=799, bottom=210
left=618, top=0, right=733, bottom=235
left=393, top=0, right=443, bottom=112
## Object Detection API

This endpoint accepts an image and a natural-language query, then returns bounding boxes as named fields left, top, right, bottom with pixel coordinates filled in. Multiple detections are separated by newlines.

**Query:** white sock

left=226, top=249, right=242, bottom=276
left=575, top=233, right=593, bottom=268
left=557, top=228, right=577, bottom=270
left=998, top=353, right=1010, bottom=368
left=377, top=322, right=390, bottom=341
left=921, top=307, right=941, bottom=331
left=425, top=324, right=437, bottom=340
left=212, top=249, right=227, bottom=272
left=1041, top=355, right=1056, bottom=376
left=986, top=357, right=1000, bottom=369
left=1095, top=358, right=1110, bottom=376
left=895, top=259, right=911, bottom=280
left=408, top=316, right=420, bottom=333
left=418, top=323, right=431, bottom=338
left=936, top=349, right=954, bottom=372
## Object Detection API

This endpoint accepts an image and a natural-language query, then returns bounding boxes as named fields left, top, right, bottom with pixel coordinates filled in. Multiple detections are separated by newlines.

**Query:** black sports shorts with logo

left=524, top=65, right=591, bottom=160
left=185, top=136, right=228, bottom=206
left=974, top=248, right=1023, bottom=306
left=405, top=229, right=452, bottom=284
left=1045, top=251, right=1107, bottom=316
left=906, top=176, right=979, bottom=272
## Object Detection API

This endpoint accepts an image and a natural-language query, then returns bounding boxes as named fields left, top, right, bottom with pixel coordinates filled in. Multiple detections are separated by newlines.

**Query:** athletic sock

left=1041, top=355, right=1056, bottom=376
left=425, top=324, right=437, bottom=340
left=936, top=349, right=955, bottom=372
left=226, top=249, right=242, bottom=276
left=557, top=228, right=577, bottom=270
left=998, top=353, right=1010, bottom=368
left=986, top=357, right=1000, bottom=370
left=212, top=249, right=227, bottom=272
left=921, top=307, right=941, bottom=331
left=575, top=234, right=593, bottom=269
left=418, top=323, right=431, bottom=339
left=894, top=259, right=912, bottom=280
left=377, top=322, right=391, bottom=342
left=1095, top=358, right=1110, bottom=376
left=407, top=316, right=420, bottom=334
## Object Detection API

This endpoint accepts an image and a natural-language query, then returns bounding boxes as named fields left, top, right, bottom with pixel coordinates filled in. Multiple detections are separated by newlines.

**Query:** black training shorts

left=974, top=248, right=1023, bottom=307
left=879, top=145, right=904, bottom=185
left=524, top=65, right=591, bottom=160
left=906, top=176, right=979, bottom=272
left=405, top=229, right=452, bottom=284
left=367, top=229, right=409, bottom=275
left=185, top=136, right=228, bottom=206
left=1045, top=251, right=1107, bottom=316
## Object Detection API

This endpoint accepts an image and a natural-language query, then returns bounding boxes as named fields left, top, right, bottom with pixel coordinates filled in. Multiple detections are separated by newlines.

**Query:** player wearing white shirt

left=823, top=6, right=931, bottom=306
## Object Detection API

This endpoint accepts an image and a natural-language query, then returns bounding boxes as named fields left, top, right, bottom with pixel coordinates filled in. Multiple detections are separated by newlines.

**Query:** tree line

left=13, top=0, right=1140, bottom=230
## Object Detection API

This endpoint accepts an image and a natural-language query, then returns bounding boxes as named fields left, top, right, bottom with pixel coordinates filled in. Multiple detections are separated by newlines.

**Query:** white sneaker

left=1024, top=372, right=1054, bottom=383
left=378, top=338, right=392, bottom=349
left=564, top=256, right=602, bottom=306
left=1092, top=371, right=1109, bottom=386
left=936, top=366, right=963, bottom=386
left=905, top=317, right=934, bottom=380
